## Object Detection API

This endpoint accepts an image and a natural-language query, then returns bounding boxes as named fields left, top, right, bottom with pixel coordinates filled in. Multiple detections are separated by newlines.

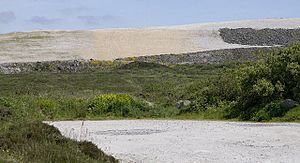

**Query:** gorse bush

left=59, top=98, right=88, bottom=118
left=181, top=72, right=239, bottom=115
left=281, top=106, right=300, bottom=121
left=88, top=94, right=147, bottom=117
left=184, top=44, right=300, bottom=121
left=233, top=44, right=300, bottom=120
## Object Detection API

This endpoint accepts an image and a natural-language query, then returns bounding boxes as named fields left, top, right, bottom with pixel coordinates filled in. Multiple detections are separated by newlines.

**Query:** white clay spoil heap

left=1, top=18, right=300, bottom=63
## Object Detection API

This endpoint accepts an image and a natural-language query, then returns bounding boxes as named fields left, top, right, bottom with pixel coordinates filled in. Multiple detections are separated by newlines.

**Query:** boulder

left=176, top=100, right=191, bottom=109
left=281, top=99, right=299, bottom=110
left=0, top=107, right=12, bottom=120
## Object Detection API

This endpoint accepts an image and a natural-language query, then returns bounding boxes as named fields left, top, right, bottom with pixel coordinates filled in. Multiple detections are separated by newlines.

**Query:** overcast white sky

left=0, top=0, right=299, bottom=33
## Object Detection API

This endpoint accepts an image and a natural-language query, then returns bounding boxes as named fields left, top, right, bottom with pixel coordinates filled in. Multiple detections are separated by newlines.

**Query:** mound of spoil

left=219, top=28, right=300, bottom=46
left=1, top=19, right=300, bottom=64
left=0, top=47, right=276, bottom=74
left=0, top=60, right=123, bottom=74
left=116, top=47, right=275, bottom=64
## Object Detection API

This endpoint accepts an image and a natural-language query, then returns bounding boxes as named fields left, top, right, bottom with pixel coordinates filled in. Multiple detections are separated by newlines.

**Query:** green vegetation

left=228, top=44, right=300, bottom=121
left=0, top=63, right=229, bottom=120
left=0, top=121, right=117, bottom=163
left=1, top=44, right=300, bottom=162
left=0, top=98, right=118, bottom=162
left=0, top=62, right=229, bottom=162
left=183, top=44, right=300, bottom=121
left=88, top=94, right=147, bottom=117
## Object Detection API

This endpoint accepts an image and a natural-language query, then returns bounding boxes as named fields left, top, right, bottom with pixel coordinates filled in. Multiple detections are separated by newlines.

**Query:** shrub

left=252, top=79, right=275, bottom=97
left=184, top=44, right=300, bottom=121
left=88, top=94, right=146, bottom=117
left=181, top=72, right=239, bottom=115
left=203, top=101, right=229, bottom=120
left=182, top=86, right=213, bottom=114
left=58, top=98, right=88, bottom=119
left=281, top=107, right=300, bottom=121
left=227, top=44, right=300, bottom=120
left=265, top=101, right=286, bottom=117
left=252, top=109, right=271, bottom=122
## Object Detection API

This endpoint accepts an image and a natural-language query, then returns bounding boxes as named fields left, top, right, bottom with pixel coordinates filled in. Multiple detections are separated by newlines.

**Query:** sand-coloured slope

left=0, top=31, right=95, bottom=63
left=0, top=18, right=300, bottom=63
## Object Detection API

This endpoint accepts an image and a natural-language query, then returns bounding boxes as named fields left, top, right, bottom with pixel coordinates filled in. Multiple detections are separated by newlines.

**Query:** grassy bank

left=0, top=59, right=299, bottom=121
left=0, top=121, right=117, bottom=163
left=0, top=62, right=227, bottom=106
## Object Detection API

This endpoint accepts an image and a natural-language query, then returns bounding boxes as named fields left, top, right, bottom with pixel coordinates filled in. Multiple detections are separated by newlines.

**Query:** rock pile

left=219, top=28, right=300, bottom=46
left=0, top=60, right=121, bottom=74
left=176, top=100, right=191, bottom=109
left=0, top=47, right=276, bottom=74
left=117, top=47, right=275, bottom=65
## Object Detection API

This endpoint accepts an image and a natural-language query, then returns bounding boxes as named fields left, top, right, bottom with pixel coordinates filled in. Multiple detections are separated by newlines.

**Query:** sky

left=0, top=0, right=299, bottom=33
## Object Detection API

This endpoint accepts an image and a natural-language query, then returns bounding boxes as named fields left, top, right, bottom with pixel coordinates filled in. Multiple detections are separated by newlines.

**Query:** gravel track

left=48, top=120, right=300, bottom=163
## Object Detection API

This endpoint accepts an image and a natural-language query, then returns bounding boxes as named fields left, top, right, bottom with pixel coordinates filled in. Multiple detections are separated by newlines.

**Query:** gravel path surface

left=48, top=120, right=300, bottom=163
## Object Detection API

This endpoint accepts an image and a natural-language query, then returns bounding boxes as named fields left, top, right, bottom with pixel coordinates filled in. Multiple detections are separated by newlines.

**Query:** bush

left=227, top=44, right=300, bottom=120
left=183, top=44, right=300, bottom=121
left=58, top=98, right=88, bottom=119
left=265, top=101, right=287, bottom=117
left=88, top=94, right=146, bottom=117
left=280, top=107, right=300, bottom=121
left=252, top=109, right=271, bottom=122
left=202, top=102, right=229, bottom=120
left=181, top=71, right=239, bottom=115
left=181, top=86, right=213, bottom=114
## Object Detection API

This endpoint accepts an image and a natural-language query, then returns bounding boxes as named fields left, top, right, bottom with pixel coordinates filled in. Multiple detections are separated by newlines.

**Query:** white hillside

left=0, top=18, right=300, bottom=63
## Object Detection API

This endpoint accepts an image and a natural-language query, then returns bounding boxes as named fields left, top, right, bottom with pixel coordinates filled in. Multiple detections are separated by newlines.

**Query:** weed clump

left=38, top=98, right=58, bottom=119
left=88, top=94, right=146, bottom=117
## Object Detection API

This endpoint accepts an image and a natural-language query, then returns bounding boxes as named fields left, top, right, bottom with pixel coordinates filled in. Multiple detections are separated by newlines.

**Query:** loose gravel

left=219, top=28, right=300, bottom=46
left=48, top=120, right=300, bottom=163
